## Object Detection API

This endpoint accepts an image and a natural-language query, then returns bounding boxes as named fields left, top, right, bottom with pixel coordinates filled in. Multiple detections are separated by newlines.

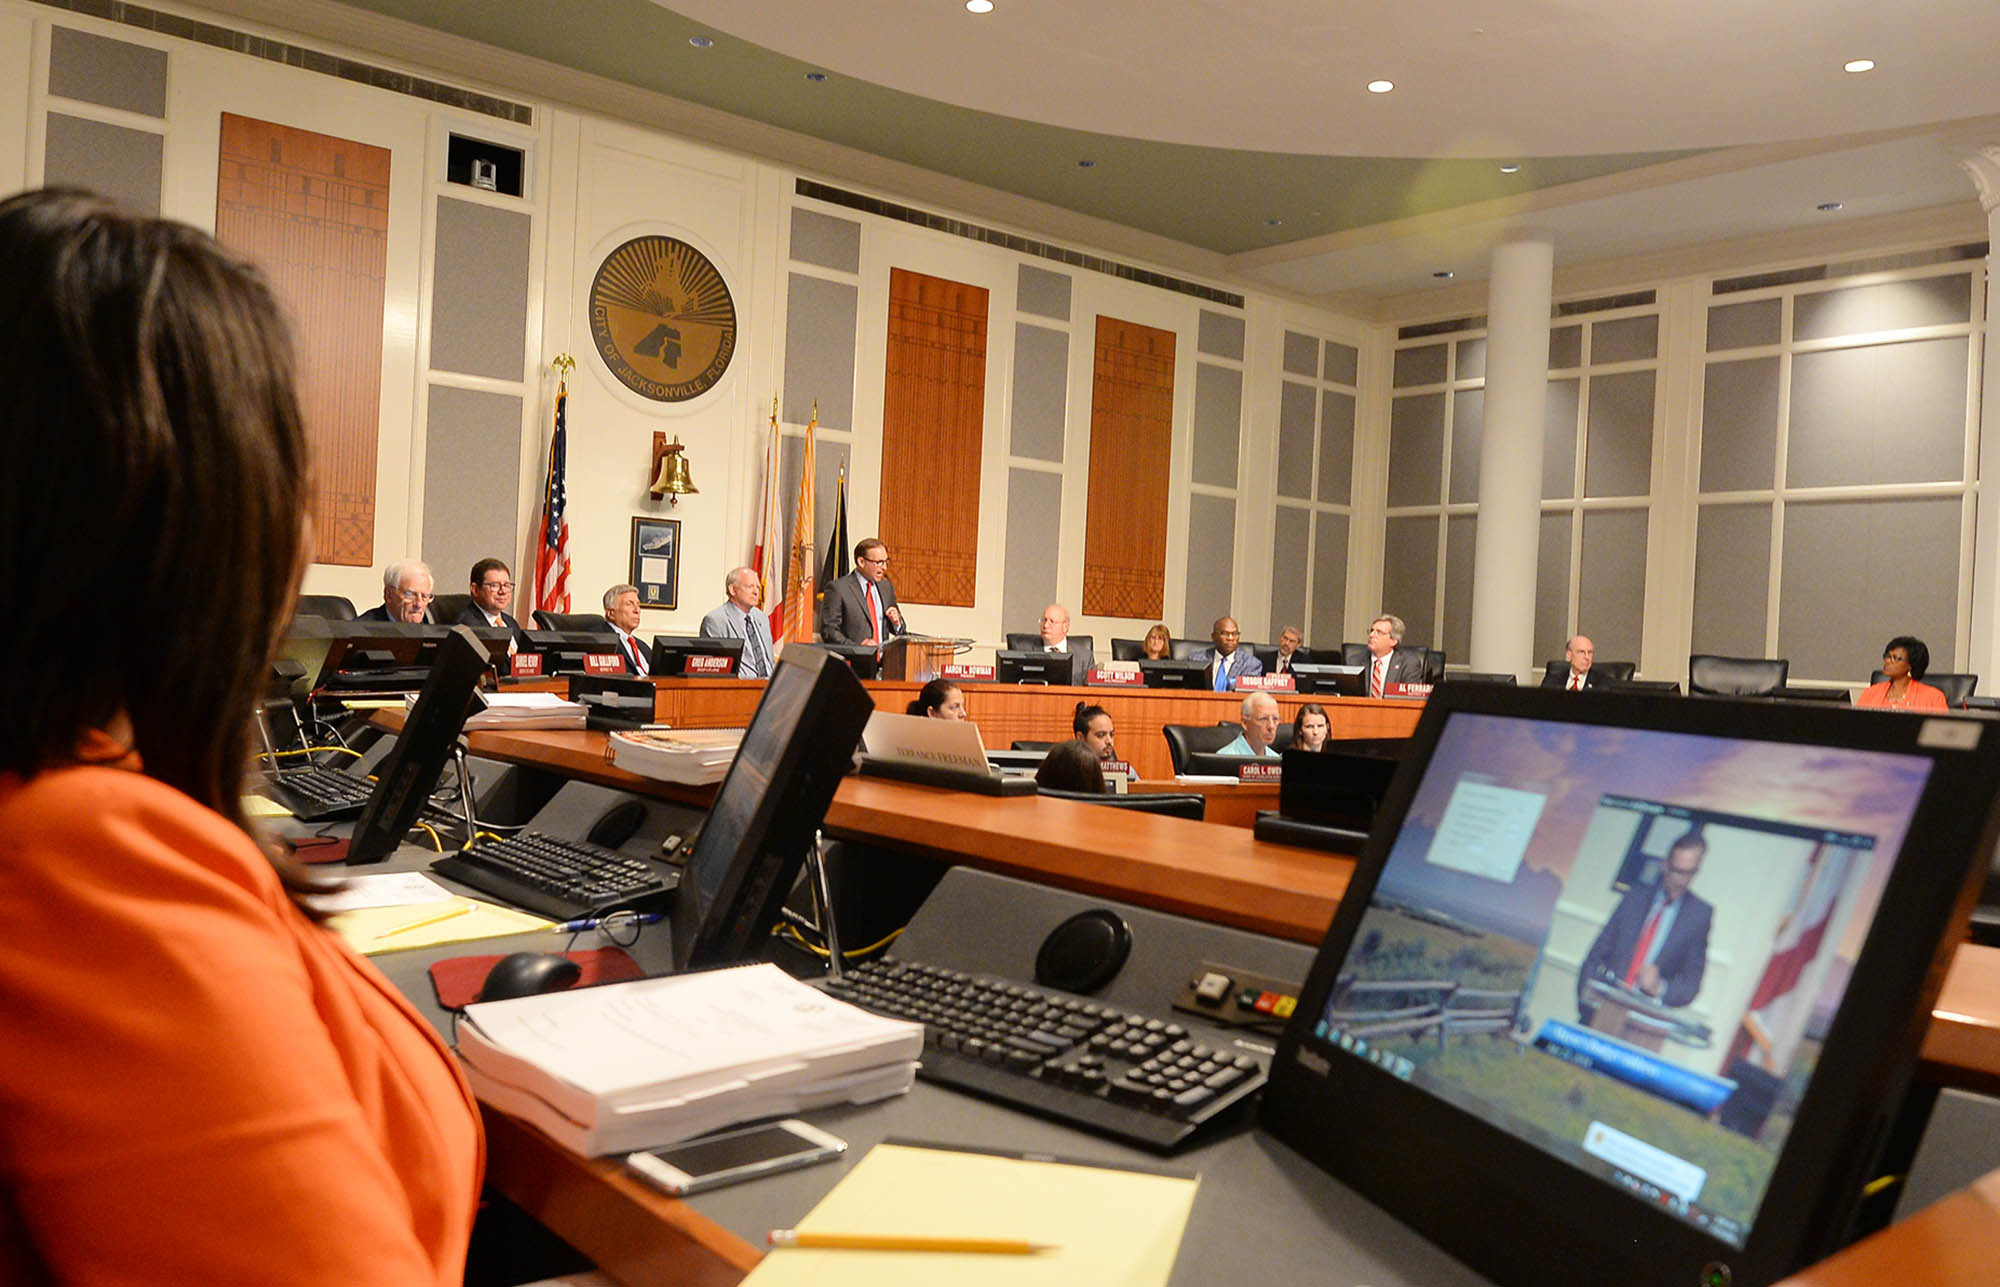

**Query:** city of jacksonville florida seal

left=588, top=235, right=736, bottom=402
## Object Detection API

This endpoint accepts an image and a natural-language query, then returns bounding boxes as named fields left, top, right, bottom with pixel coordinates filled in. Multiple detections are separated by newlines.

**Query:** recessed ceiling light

left=1265, top=217, right=1283, bottom=227
left=688, top=35, right=713, bottom=49
left=1076, top=159, right=1095, bottom=169
left=805, top=71, right=828, bottom=82
left=1498, top=162, right=1520, bottom=174
left=966, top=0, right=995, bottom=11
left=1817, top=201, right=1844, bottom=212
left=1843, top=58, right=1875, bottom=73
left=1433, top=270, right=1454, bottom=279
left=1367, top=79, right=1394, bottom=94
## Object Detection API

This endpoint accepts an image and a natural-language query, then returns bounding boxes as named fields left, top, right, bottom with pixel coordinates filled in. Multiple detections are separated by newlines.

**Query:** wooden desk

left=643, top=677, right=1421, bottom=780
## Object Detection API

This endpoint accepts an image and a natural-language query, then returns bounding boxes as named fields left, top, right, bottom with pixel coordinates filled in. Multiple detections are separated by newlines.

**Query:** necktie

left=1569, top=673, right=1582, bottom=691
left=1214, top=655, right=1230, bottom=692
left=863, top=580, right=881, bottom=646
left=1371, top=657, right=1385, bottom=698
left=1624, top=900, right=1665, bottom=987
left=627, top=633, right=649, bottom=676
left=743, top=612, right=768, bottom=677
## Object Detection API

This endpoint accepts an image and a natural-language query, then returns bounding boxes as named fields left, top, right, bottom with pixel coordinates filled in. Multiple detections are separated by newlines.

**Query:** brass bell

left=650, top=436, right=698, bottom=504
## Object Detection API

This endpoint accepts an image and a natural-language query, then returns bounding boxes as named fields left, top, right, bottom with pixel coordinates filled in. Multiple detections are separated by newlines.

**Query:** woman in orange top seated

left=1855, top=636, right=1951, bottom=711
left=0, top=190, right=480, bottom=1283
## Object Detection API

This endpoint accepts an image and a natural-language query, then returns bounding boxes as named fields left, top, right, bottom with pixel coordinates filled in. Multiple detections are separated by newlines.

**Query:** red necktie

left=1569, top=673, right=1582, bottom=691
left=1370, top=657, right=1385, bottom=698
left=628, top=634, right=648, bottom=676
left=1624, top=901, right=1664, bottom=987
left=864, top=580, right=881, bottom=646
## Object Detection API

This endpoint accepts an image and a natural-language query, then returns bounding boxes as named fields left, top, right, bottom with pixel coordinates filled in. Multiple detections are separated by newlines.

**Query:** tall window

left=1270, top=330, right=1360, bottom=649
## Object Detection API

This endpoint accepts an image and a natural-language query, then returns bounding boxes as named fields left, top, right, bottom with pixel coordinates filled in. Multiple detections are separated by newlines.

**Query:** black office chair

left=1339, top=642, right=1439, bottom=683
left=295, top=593, right=357, bottom=620
left=1168, top=637, right=1206, bottom=661
left=1011, top=740, right=1060, bottom=753
left=1613, top=678, right=1683, bottom=695
left=1451, top=671, right=1519, bottom=685
left=533, top=609, right=614, bottom=633
left=1036, top=788, right=1206, bottom=820
left=1339, top=642, right=1368, bottom=667
left=1539, top=660, right=1637, bottom=686
left=1778, top=686, right=1852, bottom=704
left=1688, top=654, right=1789, bottom=697
left=431, top=592, right=472, bottom=625
left=1162, top=722, right=1242, bottom=773
left=1418, top=648, right=1446, bottom=684
left=1870, top=670, right=1977, bottom=707
left=1109, top=637, right=1147, bottom=662
left=819, top=642, right=881, bottom=680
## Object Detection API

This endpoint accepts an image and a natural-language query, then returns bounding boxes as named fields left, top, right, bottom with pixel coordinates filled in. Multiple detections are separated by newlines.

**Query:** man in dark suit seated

left=453, top=557, right=529, bottom=652
left=1578, top=833, right=1714, bottom=1022
left=1543, top=633, right=1609, bottom=691
left=1362, top=614, right=1424, bottom=696
left=1029, top=603, right=1093, bottom=681
left=1194, top=616, right=1263, bottom=692
left=604, top=583, right=650, bottom=675
left=1272, top=625, right=1305, bottom=676
left=820, top=537, right=906, bottom=649
left=357, top=558, right=433, bottom=623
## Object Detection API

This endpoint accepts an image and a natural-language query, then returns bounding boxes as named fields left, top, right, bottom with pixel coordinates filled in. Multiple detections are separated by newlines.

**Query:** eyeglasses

left=395, top=589, right=434, bottom=603
left=480, top=581, right=513, bottom=592
left=1368, top=625, right=1393, bottom=636
left=859, top=554, right=889, bottom=566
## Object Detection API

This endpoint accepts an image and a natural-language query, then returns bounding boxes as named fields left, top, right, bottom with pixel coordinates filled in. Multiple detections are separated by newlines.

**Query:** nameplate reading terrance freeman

left=588, top=235, right=737, bottom=402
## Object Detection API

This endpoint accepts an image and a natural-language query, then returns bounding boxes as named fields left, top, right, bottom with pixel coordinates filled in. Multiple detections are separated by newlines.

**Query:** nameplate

left=1088, top=666, right=1143, bottom=686
left=1385, top=681, right=1433, bottom=699
left=509, top=653, right=543, bottom=677
left=583, top=653, right=627, bottom=675
left=1237, top=674, right=1296, bottom=692
left=942, top=663, right=994, bottom=681
left=683, top=653, right=736, bottom=676
left=1238, top=761, right=1282, bottom=782
left=1101, top=759, right=1135, bottom=781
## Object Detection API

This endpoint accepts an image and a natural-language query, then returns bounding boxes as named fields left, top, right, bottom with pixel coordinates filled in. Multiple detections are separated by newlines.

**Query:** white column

left=1959, top=146, right=2000, bottom=685
left=1468, top=236, right=1555, bottom=677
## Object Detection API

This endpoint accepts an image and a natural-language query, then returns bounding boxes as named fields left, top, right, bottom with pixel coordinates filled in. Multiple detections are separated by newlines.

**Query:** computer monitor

left=1139, top=658, right=1207, bottom=689
left=347, top=625, right=492, bottom=865
left=649, top=634, right=746, bottom=678
left=995, top=649, right=1075, bottom=685
left=523, top=629, right=621, bottom=675
left=671, top=645, right=874, bottom=971
left=1262, top=684, right=2000, bottom=1287
left=1290, top=662, right=1368, bottom=697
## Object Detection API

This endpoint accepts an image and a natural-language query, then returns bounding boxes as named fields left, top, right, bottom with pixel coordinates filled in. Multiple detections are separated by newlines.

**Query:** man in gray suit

left=819, top=536, right=906, bottom=648
left=1363, top=613, right=1426, bottom=696
left=699, top=566, right=776, bottom=679
left=1194, top=616, right=1263, bottom=692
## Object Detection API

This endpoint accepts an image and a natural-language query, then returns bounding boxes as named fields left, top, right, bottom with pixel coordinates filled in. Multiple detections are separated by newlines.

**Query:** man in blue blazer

left=698, top=566, right=776, bottom=679
left=1578, top=833, right=1714, bottom=1020
left=1194, top=616, right=1263, bottom=692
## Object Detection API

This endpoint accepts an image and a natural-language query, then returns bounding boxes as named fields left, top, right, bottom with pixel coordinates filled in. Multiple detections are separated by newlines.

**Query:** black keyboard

left=256, top=765, right=375, bottom=821
left=431, top=832, right=677, bottom=921
left=823, top=958, right=1265, bottom=1152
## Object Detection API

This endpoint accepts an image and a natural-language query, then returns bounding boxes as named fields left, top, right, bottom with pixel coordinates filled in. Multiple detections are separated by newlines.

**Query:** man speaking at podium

left=820, top=537, right=906, bottom=648
left=1578, top=833, right=1714, bottom=1023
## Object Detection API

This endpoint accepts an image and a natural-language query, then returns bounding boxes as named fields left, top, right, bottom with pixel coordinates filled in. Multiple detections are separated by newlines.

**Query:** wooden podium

left=881, top=636, right=957, bottom=682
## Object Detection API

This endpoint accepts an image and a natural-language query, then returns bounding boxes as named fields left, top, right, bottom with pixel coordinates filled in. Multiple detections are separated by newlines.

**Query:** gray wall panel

left=1016, top=264, right=1071, bottom=321
left=789, top=208, right=860, bottom=274
left=1577, top=509, right=1649, bottom=667
left=1543, top=378, right=1579, bottom=500
left=1269, top=506, right=1310, bottom=643
left=422, top=385, right=523, bottom=594
left=1443, top=514, right=1476, bottom=661
left=1387, top=394, right=1444, bottom=507
left=1323, top=341, right=1358, bottom=385
left=1004, top=469, right=1063, bottom=635
left=1707, top=298, right=1781, bottom=351
left=1318, top=389, right=1354, bottom=505
left=1700, top=357, right=1780, bottom=493
left=1276, top=382, right=1316, bottom=499
left=1779, top=497, right=1960, bottom=677
left=1184, top=494, right=1236, bottom=636
left=49, top=26, right=167, bottom=117
left=1449, top=389, right=1484, bottom=505
left=43, top=113, right=160, bottom=215
left=1592, top=315, right=1658, bottom=363
left=1788, top=337, right=1968, bottom=488
left=1584, top=369, right=1654, bottom=497
left=1191, top=362, right=1242, bottom=488
left=1454, top=337, right=1486, bottom=381
left=1793, top=274, right=1972, bottom=341
left=1010, top=323, right=1069, bottom=463
left=1535, top=512, right=1573, bottom=663
left=1311, top=511, right=1349, bottom=646
left=1197, top=310, right=1245, bottom=360
left=1393, top=343, right=1447, bottom=387
left=783, top=273, right=858, bottom=430
left=431, top=198, right=530, bottom=381
left=1382, top=516, right=1438, bottom=647
left=1692, top=504, right=1771, bottom=659
left=1282, top=331, right=1317, bottom=377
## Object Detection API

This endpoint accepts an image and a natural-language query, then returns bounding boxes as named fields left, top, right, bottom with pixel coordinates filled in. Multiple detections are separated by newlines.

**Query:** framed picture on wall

left=631, top=516, right=680, bottom=609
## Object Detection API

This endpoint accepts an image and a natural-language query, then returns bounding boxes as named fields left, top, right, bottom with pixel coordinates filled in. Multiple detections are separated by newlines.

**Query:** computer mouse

left=477, top=951, right=583, bottom=1003
left=587, top=798, right=649, bottom=849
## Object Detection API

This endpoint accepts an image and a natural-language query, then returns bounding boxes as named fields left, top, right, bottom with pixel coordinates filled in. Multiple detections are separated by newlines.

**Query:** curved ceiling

left=667, top=0, right=2000, bottom=157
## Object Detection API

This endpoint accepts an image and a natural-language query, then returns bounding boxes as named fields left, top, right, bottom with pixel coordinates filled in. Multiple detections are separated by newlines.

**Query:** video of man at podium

left=1309, top=715, right=1927, bottom=1240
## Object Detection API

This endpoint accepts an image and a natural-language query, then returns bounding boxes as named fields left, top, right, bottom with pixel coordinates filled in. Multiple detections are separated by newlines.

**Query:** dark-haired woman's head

left=906, top=678, right=965, bottom=719
left=1291, top=702, right=1330, bottom=752
left=1035, top=740, right=1106, bottom=794
left=1072, top=701, right=1115, bottom=761
left=1883, top=636, right=1930, bottom=681
left=0, top=189, right=308, bottom=827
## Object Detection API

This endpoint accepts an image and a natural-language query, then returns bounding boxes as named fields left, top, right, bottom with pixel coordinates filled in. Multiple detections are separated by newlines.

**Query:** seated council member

left=1855, top=636, right=1950, bottom=711
left=697, top=566, right=775, bottom=679
left=907, top=678, right=966, bottom=720
left=1036, top=740, right=1107, bottom=794
left=1139, top=623, right=1173, bottom=660
left=1541, top=633, right=1608, bottom=691
left=358, top=557, right=434, bottom=623
left=1073, top=701, right=1116, bottom=762
left=1031, top=602, right=1094, bottom=680
left=1292, top=701, right=1331, bottom=752
left=820, top=537, right=906, bottom=648
left=1218, top=691, right=1282, bottom=757
left=604, top=582, right=650, bottom=675
left=1196, top=616, right=1264, bottom=692
left=1272, top=626, right=1306, bottom=676
left=454, top=557, right=529, bottom=652
left=0, top=190, right=479, bottom=1282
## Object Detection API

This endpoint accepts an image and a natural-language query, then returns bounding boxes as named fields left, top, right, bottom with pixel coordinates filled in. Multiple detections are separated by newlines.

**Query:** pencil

left=767, top=1229, right=1051, bottom=1254
left=373, top=903, right=473, bottom=940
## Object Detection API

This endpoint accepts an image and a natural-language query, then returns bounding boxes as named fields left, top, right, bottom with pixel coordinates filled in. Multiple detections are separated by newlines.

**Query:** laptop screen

left=1262, top=688, right=2000, bottom=1286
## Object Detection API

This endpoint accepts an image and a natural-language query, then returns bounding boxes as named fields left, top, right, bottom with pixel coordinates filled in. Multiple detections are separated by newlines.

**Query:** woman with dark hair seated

left=1856, top=636, right=1949, bottom=711
left=1291, top=701, right=1331, bottom=752
left=1073, top=701, right=1116, bottom=761
left=906, top=678, right=966, bottom=719
left=0, top=190, right=478, bottom=1281
left=1036, top=740, right=1107, bottom=794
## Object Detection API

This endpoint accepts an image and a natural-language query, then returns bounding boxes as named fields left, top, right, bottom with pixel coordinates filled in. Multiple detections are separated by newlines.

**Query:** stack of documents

left=457, top=963, right=922, bottom=1156
left=456, top=690, right=588, bottom=729
left=609, top=727, right=743, bottom=784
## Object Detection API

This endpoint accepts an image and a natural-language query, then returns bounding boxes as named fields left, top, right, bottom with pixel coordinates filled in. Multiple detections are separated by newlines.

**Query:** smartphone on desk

left=625, top=1120, right=846, bottom=1196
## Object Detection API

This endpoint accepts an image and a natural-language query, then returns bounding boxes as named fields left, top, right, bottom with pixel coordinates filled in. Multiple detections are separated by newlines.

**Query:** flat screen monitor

left=995, top=649, right=1075, bottom=686
left=347, top=625, right=492, bottom=865
left=1139, top=658, right=1208, bottom=689
left=302, top=622, right=509, bottom=692
left=1261, top=684, right=2000, bottom=1287
left=1290, top=662, right=1368, bottom=697
left=1278, top=743, right=1402, bottom=829
left=649, top=634, right=746, bottom=678
left=671, top=645, right=874, bottom=972
left=523, top=629, right=621, bottom=675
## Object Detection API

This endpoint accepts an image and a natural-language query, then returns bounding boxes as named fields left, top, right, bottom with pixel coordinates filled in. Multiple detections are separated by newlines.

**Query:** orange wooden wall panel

left=215, top=114, right=391, bottom=568
left=1083, top=316, right=1176, bottom=619
left=878, top=267, right=987, bottom=606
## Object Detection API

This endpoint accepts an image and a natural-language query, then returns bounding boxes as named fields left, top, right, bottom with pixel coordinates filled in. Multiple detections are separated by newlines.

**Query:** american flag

left=534, top=379, right=572, bottom=615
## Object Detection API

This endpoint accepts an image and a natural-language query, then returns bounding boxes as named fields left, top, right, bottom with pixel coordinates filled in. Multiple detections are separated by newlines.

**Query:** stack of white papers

left=457, top=963, right=923, bottom=1156
left=457, top=690, right=588, bottom=729
left=609, top=728, right=743, bottom=783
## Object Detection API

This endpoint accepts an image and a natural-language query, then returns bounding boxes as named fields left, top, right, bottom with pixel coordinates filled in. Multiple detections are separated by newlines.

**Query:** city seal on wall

left=588, top=235, right=737, bottom=402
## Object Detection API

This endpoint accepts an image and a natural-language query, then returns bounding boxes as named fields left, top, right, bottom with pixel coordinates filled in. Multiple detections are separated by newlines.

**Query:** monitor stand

left=805, top=828, right=845, bottom=980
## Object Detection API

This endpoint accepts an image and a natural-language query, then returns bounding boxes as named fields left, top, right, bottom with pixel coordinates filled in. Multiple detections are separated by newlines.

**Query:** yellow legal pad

left=742, top=1141, right=1199, bottom=1287
left=328, top=896, right=552, bottom=954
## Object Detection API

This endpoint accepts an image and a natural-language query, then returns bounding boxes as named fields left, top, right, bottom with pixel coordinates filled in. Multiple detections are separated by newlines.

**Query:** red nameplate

left=683, top=653, right=736, bottom=676
left=509, top=653, right=543, bottom=677
left=1101, top=759, right=1135, bottom=781
left=1238, top=761, right=1282, bottom=782
left=1238, top=674, right=1296, bottom=692
left=942, top=663, right=994, bottom=681
left=1384, top=681, right=1433, bottom=699
left=583, top=652, right=627, bottom=675
left=1088, top=666, right=1143, bottom=686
